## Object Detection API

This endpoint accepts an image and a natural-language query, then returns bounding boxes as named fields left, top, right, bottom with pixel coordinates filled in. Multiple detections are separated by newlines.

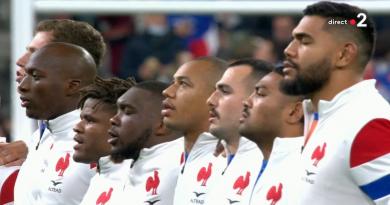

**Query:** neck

left=145, top=132, right=179, bottom=149
left=48, top=100, right=78, bottom=120
left=258, top=143, right=272, bottom=160
left=279, top=124, right=303, bottom=139
left=252, top=135, right=273, bottom=160
left=184, top=131, right=202, bottom=153
left=311, top=69, right=362, bottom=111
left=224, top=135, right=240, bottom=154
left=184, top=120, right=210, bottom=153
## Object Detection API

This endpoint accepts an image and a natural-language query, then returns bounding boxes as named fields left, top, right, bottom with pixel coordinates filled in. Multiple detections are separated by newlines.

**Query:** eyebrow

left=25, top=67, right=38, bottom=74
left=176, top=76, right=194, bottom=86
left=255, top=84, right=267, bottom=92
left=293, top=32, right=314, bottom=41
left=26, top=46, right=38, bottom=53
left=216, top=83, right=232, bottom=92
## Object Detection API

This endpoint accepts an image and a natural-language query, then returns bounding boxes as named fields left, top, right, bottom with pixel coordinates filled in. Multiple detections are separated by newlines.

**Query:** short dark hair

left=229, top=58, right=273, bottom=90
left=134, top=81, right=169, bottom=101
left=303, top=1, right=376, bottom=69
left=78, top=76, right=136, bottom=109
left=229, top=58, right=274, bottom=79
left=36, top=19, right=106, bottom=67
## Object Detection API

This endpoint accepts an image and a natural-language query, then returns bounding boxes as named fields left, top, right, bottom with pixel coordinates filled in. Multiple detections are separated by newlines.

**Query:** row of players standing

left=2, top=1, right=389, bottom=205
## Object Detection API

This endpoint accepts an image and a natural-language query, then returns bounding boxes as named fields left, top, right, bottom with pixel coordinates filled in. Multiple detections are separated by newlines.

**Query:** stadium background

left=0, top=0, right=389, bottom=141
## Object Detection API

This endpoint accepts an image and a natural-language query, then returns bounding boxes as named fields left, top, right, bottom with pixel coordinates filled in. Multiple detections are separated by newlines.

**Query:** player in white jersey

left=239, top=69, right=304, bottom=205
left=0, top=19, right=105, bottom=167
left=281, top=1, right=390, bottom=204
left=162, top=57, right=228, bottom=205
left=71, top=77, right=135, bottom=205
left=14, top=43, right=97, bottom=205
left=204, top=59, right=273, bottom=205
left=108, top=81, right=183, bottom=205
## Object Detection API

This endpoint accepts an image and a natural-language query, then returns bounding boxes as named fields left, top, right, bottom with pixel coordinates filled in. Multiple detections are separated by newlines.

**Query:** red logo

left=233, top=171, right=250, bottom=195
left=311, top=142, right=327, bottom=167
left=197, top=162, right=212, bottom=186
left=349, top=19, right=356, bottom=25
left=55, top=153, right=70, bottom=176
left=266, top=183, right=283, bottom=205
left=180, top=152, right=185, bottom=165
left=146, top=170, right=160, bottom=195
left=90, top=162, right=97, bottom=169
left=96, top=187, right=113, bottom=205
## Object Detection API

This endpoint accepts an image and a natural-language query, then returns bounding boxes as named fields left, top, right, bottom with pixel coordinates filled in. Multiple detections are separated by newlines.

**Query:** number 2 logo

left=357, top=13, right=367, bottom=28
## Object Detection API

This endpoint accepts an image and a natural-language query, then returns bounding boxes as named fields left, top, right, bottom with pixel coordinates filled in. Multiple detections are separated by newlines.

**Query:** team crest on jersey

left=197, top=162, right=212, bottom=186
left=311, top=142, right=327, bottom=167
left=48, top=152, right=71, bottom=193
left=96, top=187, right=113, bottom=205
left=55, top=153, right=71, bottom=177
left=146, top=170, right=160, bottom=195
left=188, top=163, right=213, bottom=204
left=233, top=171, right=250, bottom=195
left=266, top=183, right=283, bottom=205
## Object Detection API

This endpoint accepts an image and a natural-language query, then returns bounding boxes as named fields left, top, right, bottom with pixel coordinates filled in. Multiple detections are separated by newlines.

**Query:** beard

left=110, top=128, right=152, bottom=162
left=281, top=58, right=332, bottom=96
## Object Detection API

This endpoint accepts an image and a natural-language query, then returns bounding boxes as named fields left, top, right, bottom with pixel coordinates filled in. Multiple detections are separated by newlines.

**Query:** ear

left=335, top=42, right=358, bottom=68
left=65, top=79, right=81, bottom=96
left=285, top=101, right=304, bottom=125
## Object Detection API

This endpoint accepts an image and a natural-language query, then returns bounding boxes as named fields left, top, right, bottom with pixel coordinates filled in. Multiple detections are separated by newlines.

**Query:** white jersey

left=297, top=80, right=390, bottom=205
left=0, top=166, right=19, bottom=204
left=14, top=110, right=96, bottom=205
left=249, top=137, right=304, bottom=205
left=80, top=156, right=132, bottom=205
left=204, top=137, right=263, bottom=205
left=173, top=132, right=225, bottom=205
left=115, top=137, right=184, bottom=205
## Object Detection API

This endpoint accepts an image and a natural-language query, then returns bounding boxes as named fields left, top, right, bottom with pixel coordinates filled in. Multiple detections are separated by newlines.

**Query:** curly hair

left=36, top=19, right=106, bottom=67
left=78, top=76, right=136, bottom=109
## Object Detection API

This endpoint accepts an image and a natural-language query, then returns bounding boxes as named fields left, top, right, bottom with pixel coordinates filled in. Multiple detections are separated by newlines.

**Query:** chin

left=72, top=153, right=83, bottom=163
left=26, top=110, right=40, bottom=120
left=164, top=118, right=180, bottom=130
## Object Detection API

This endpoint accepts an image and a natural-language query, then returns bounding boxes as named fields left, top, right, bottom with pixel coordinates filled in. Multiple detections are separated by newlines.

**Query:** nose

left=284, top=40, right=297, bottom=59
left=16, top=52, right=29, bottom=83
left=110, top=113, right=120, bottom=126
left=17, top=75, right=30, bottom=94
left=162, top=84, right=176, bottom=99
left=206, top=91, right=218, bottom=108
left=243, top=93, right=254, bottom=109
left=73, top=120, right=84, bottom=134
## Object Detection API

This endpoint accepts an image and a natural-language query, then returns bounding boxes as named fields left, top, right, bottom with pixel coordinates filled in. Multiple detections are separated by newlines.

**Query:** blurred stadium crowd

left=0, top=6, right=390, bottom=141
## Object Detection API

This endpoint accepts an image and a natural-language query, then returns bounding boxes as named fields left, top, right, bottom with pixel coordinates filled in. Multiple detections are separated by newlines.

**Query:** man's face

left=16, top=31, right=52, bottom=83
left=109, top=88, right=155, bottom=159
left=282, top=16, right=338, bottom=95
left=239, top=72, right=290, bottom=141
left=17, top=52, right=69, bottom=120
left=73, top=98, right=115, bottom=163
left=162, top=61, right=213, bottom=132
left=207, top=65, right=253, bottom=139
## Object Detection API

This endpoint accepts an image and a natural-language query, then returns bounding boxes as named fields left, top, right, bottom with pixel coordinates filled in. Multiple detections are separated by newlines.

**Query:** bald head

left=18, top=42, right=97, bottom=120
left=28, top=42, right=97, bottom=86
left=188, top=57, right=228, bottom=91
